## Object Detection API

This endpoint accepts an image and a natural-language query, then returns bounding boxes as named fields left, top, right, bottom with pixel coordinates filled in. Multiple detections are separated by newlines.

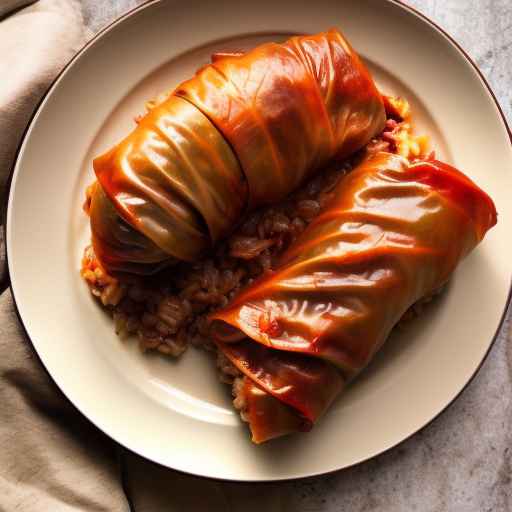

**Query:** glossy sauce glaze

left=212, top=152, right=497, bottom=442
left=89, top=29, right=385, bottom=274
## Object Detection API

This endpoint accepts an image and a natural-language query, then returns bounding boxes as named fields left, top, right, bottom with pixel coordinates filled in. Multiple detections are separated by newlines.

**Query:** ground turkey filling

left=81, top=96, right=429, bottom=423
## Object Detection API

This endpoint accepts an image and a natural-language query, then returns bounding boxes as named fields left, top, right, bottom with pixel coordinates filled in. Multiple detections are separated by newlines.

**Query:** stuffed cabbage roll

left=211, top=152, right=497, bottom=442
left=89, top=29, right=385, bottom=274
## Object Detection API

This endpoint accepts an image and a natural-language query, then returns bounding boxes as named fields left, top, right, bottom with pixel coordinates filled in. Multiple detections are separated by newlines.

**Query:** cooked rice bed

left=81, top=160, right=352, bottom=356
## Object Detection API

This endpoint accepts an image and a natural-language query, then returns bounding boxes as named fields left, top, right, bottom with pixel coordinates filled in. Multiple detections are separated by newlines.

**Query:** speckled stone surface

left=80, top=1, right=512, bottom=510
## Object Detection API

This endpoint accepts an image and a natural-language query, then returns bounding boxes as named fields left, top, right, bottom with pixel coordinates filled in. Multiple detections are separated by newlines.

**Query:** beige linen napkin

left=0, top=1, right=129, bottom=510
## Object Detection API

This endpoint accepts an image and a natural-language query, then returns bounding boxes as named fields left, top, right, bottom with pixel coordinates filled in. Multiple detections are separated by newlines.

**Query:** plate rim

left=5, top=0, right=512, bottom=482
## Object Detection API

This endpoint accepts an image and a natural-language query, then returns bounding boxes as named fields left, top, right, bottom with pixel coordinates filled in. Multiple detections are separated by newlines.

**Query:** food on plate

left=81, top=28, right=497, bottom=443
left=210, top=152, right=497, bottom=442
left=86, top=29, right=385, bottom=274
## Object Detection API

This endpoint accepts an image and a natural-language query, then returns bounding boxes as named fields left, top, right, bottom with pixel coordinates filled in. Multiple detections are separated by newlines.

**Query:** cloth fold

left=0, top=2, right=129, bottom=511
left=0, top=0, right=37, bottom=18
left=0, top=289, right=129, bottom=511
left=0, top=0, right=90, bottom=219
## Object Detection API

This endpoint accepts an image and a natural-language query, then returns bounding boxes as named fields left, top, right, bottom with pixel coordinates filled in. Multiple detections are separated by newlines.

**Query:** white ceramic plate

left=7, top=0, right=512, bottom=481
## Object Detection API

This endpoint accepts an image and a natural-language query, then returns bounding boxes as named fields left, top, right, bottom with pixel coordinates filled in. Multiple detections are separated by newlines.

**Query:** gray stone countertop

left=80, top=1, right=512, bottom=510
